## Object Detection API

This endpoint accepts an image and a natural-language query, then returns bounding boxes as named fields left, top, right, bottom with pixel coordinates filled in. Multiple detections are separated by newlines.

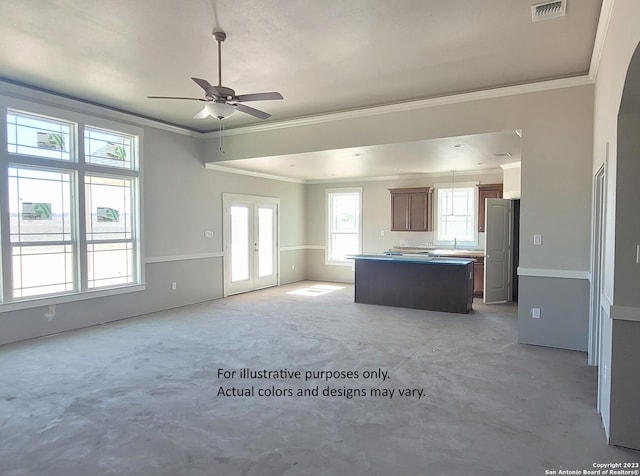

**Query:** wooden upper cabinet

left=389, top=187, right=432, bottom=231
left=477, top=184, right=503, bottom=232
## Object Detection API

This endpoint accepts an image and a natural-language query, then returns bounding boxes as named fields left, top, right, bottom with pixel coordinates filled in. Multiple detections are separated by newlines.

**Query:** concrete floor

left=1, top=281, right=638, bottom=475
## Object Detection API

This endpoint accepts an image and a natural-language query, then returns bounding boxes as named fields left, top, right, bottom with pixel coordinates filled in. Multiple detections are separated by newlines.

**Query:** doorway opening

left=223, top=193, right=279, bottom=296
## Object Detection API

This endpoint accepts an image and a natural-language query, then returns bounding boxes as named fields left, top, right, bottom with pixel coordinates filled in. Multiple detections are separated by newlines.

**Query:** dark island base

left=354, top=258, right=474, bottom=314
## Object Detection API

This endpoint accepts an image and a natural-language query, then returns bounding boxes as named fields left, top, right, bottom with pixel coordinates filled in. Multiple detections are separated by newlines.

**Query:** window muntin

left=7, top=110, right=73, bottom=161
left=1, top=106, right=141, bottom=306
left=12, top=245, right=75, bottom=298
left=84, top=126, right=135, bottom=169
left=8, top=166, right=76, bottom=298
left=8, top=167, right=74, bottom=243
left=436, top=187, right=476, bottom=243
left=85, top=175, right=134, bottom=241
left=85, top=174, right=137, bottom=288
left=87, top=242, right=135, bottom=289
left=327, top=189, right=362, bottom=263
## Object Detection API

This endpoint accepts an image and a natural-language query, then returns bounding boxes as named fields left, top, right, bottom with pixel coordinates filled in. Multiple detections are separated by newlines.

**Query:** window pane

left=84, top=127, right=134, bottom=169
left=437, top=188, right=474, bottom=242
left=12, top=245, right=75, bottom=298
left=87, top=242, right=134, bottom=288
left=8, top=167, right=74, bottom=243
left=327, top=190, right=361, bottom=262
left=7, top=110, right=73, bottom=161
left=330, top=233, right=358, bottom=261
left=85, top=175, right=134, bottom=241
left=331, top=193, right=359, bottom=233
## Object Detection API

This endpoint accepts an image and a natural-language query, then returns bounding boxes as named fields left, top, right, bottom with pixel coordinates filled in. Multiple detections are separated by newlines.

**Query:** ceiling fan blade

left=193, top=106, right=211, bottom=119
left=234, top=92, right=283, bottom=102
left=234, top=103, right=271, bottom=120
left=147, top=96, right=206, bottom=101
left=191, top=77, right=222, bottom=98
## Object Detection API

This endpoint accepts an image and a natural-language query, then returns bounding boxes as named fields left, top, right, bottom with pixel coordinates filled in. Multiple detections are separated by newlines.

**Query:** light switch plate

left=533, top=234, right=542, bottom=245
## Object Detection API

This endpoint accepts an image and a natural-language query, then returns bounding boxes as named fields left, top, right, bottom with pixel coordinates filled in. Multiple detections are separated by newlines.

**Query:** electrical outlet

left=533, top=234, right=542, bottom=245
left=291, top=264, right=295, bottom=271
left=531, top=307, right=541, bottom=319
left=204, top=230, right=214, bottom=238
left=171, top=282, right=177, bottom=291
left=380, top=230, right=385, bottom=237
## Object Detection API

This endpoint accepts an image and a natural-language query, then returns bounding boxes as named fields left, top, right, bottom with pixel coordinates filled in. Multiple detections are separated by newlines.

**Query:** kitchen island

left=350, top=254, right=474, bottom=314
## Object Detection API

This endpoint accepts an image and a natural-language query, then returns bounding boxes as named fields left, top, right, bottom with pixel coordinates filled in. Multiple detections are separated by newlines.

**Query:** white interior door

left=484, top=198, right=512, bottom=303
left=223, top=194, right=279, bottom=296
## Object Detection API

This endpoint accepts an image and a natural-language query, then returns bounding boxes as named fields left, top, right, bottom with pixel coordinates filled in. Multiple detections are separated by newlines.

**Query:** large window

left=326, top=188, right=362, bottom=264
left=435, top=184, right=477, bottom=244
left=1, top=107, right=141, bottom=307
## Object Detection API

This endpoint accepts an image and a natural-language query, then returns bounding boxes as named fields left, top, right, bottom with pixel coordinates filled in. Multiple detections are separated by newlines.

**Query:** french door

left=223, top=194, right=279, bottom=296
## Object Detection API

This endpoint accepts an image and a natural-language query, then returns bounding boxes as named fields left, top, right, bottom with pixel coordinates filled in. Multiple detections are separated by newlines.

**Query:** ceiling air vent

left=531, top=0, right=566, bottom=22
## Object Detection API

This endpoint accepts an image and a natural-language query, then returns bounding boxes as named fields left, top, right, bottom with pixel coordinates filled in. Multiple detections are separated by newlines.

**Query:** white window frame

left=434, top=181, right=479, bottom=247
left=325, top=187, right=362, bottom=265
left=0, top=98, right=144, bottom=312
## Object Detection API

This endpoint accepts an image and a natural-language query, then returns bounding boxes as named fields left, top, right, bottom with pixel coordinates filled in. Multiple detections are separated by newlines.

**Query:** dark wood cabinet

left=353, top=256, right=474, bottom=314
left=477, top=184, right=503, bottom=232
left=389, top=187, right=432, bottom=231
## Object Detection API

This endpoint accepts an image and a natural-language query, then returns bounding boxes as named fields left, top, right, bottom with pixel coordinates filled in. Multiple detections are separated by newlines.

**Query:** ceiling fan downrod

left=213, top=30, right=226, bottom=88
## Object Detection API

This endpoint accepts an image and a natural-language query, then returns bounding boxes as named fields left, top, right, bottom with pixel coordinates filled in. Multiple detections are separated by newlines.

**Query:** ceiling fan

left=148, top=30, right=283, bottom=120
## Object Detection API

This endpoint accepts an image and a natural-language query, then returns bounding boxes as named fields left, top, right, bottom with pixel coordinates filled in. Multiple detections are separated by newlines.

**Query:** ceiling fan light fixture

left=207, top=101, right=236, bottom=120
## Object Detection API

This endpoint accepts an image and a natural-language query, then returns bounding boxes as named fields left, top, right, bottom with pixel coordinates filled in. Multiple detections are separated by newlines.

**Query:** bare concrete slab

left=1, top=282, right=638, bottom=475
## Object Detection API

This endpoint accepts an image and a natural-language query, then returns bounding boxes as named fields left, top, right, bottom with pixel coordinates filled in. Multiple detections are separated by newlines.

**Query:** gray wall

left=0, top=85, right=307, bottom=346
left=591, top=0, right=640, bottom=448
left=305, top=172, right=503, bottom=283
left=209, top=84, right=595, bottom=353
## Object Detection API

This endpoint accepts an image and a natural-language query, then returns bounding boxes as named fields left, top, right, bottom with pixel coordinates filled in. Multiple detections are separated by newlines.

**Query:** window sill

left=0, top=284, right=146, bottom=313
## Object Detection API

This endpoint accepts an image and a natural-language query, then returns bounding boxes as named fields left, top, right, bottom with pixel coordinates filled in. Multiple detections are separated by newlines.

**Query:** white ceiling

left=0, top=0, right=602, bottom=181
left=210, top=130, right=523, bottom=182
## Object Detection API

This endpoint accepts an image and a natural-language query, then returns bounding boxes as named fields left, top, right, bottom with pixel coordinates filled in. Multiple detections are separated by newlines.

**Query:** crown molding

left=204, top=163, right=306, bottom=184
left=204, top=163, right=503, bottom=185
left=203, top=75, right=594, bottom=139
left=2, top=72, right=596, bottom=141
left=0, top=78, right=201, bottom=138
left=588, top=0, right=616, bottom=81
left=305, top=168, right=503, bottom=185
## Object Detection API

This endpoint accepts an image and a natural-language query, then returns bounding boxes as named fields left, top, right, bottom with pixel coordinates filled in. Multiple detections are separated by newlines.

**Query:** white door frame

left=589, top=165, right=606, bottom=367
left=222, top=193, right=280, bottom=297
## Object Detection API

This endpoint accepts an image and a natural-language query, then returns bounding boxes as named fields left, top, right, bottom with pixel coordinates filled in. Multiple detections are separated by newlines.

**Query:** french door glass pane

left=258, top=207, right=273, bottom=277
left=231, top=206, right=249, bottom=282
